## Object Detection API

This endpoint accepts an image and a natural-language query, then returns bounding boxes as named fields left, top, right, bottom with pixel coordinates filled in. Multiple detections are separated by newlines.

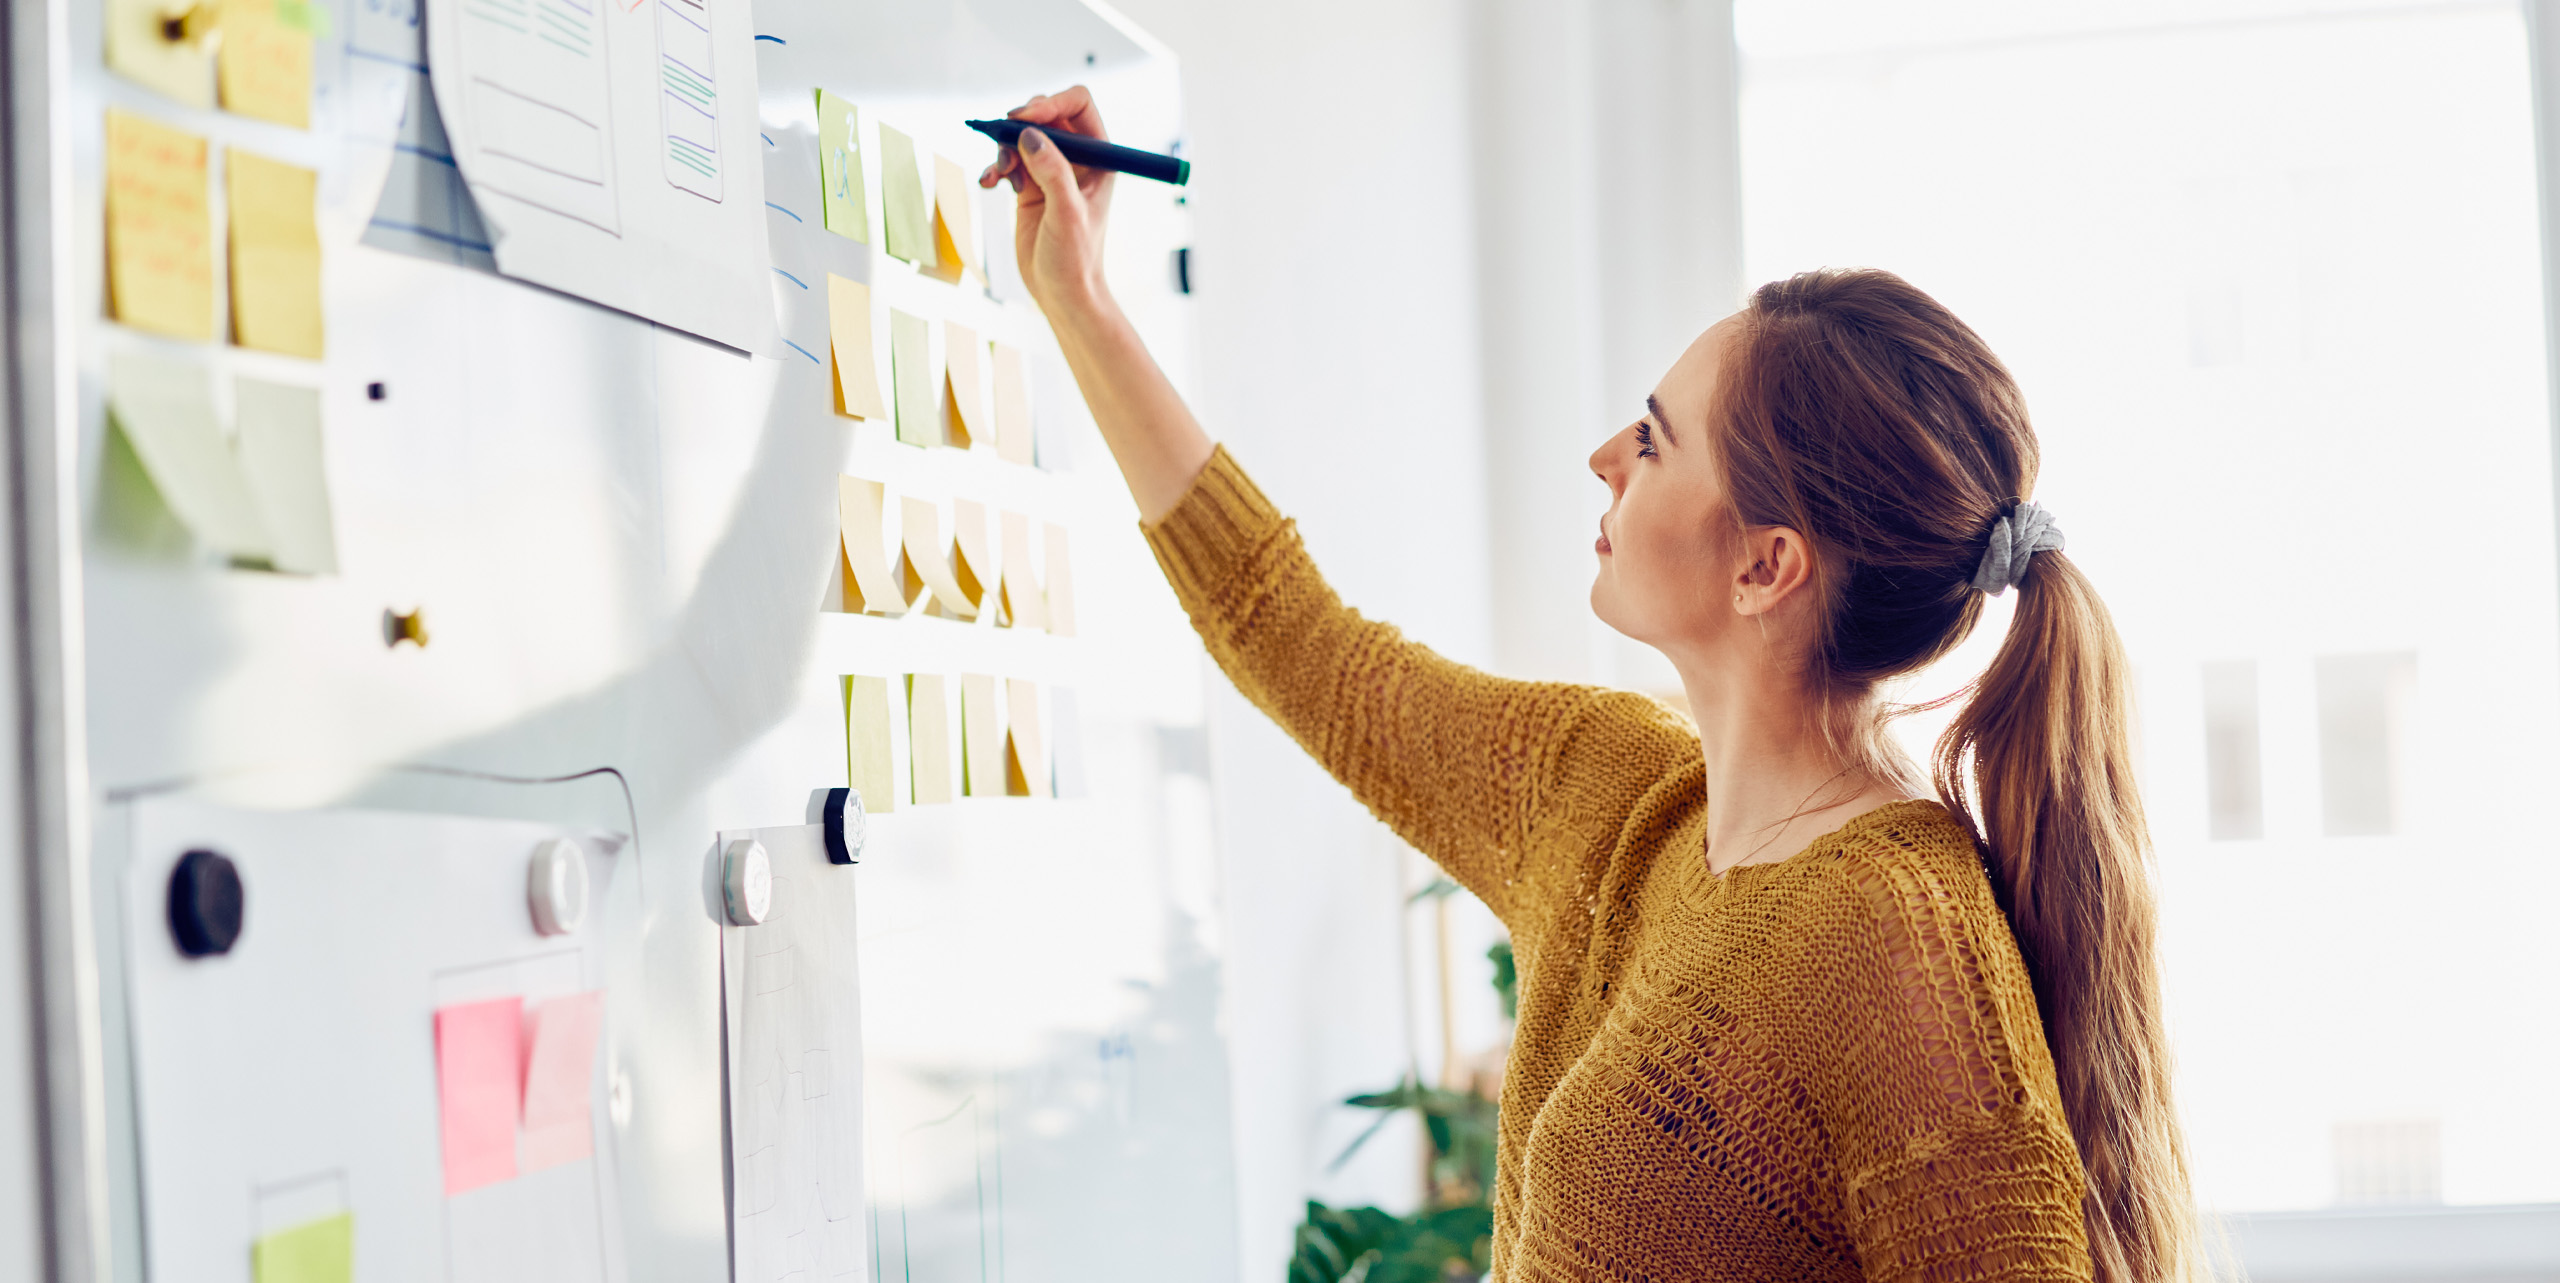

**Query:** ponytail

left=1935, top=552, right=2198, bottom=1283
left=1716, top=269, right=2200, bottom=1283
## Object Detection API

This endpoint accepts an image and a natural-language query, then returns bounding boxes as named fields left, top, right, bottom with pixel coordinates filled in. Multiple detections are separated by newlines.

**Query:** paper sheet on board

left=227, top=150, right=324, bottom=359
left=423, top=0, right=776, bottom=353
left=898, top=498, right=977, bottom=620
left=105, top=109, right=213, bottom=341
left=843, top=675, right=897, bottom=811
left=720, top=822, right=867, bottom=1283
left=907, top=675, right=955, bottom=804
left=959, top=673, right=1004, bottom=798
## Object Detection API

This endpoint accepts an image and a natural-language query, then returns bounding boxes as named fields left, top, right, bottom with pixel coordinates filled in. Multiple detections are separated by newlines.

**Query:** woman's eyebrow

left=1645, top=394, right=1679, bottom=447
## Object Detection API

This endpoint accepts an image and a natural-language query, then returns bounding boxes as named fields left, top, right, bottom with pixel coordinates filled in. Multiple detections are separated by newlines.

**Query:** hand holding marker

left=967, top=119, right=1188, bottom=186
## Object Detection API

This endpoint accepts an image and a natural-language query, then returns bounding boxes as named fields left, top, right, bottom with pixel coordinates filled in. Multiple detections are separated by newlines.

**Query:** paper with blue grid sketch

left=422, top=0, right=776, bottom=354
left=719, top=822, right=867, bottom=1283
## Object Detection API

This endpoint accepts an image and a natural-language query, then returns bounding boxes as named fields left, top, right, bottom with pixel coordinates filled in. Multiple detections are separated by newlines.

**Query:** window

left=1741, top=0, right=2560, bottom=1239
left=2201, top=660, right=2263, bottom=841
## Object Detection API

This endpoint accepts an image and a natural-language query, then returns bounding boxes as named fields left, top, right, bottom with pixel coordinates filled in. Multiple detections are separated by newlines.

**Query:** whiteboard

left=70, top=0, right=1241, bottom=1278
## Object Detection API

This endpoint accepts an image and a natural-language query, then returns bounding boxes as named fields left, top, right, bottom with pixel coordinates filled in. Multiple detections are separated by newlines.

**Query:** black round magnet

left=167, top=848, right=243, bottom=957
left=822, top=787, right=865, bottom=865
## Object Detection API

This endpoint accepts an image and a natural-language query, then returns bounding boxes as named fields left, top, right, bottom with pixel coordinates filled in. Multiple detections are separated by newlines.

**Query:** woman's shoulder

left=1763, top=800, right=2015, bottom=958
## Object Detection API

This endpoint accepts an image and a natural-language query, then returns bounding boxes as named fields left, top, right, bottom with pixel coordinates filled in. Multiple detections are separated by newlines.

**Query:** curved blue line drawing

left=766, top=202, right=804, bottom=223
left=774, top=268, right=811, bottom=289
left=755, top=33, right=785, bottom=43
left=784, top=339, right=823, bottom=365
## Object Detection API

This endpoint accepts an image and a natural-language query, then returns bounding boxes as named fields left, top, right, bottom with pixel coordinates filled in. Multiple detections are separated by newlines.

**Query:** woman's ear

left=1731, top=526, right=1816, bottom=617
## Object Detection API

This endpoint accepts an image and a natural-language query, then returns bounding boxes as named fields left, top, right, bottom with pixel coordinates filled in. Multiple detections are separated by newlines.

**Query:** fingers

left=979, top=147, right=1018, bottom=188
left=1004, top=85, right=1108, bottom=142
left=1011, top=126, right=1079, bottom=206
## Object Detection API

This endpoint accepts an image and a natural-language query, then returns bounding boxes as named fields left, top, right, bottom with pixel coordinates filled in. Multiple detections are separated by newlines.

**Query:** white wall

left=1089, top=0, right=1739, bottom=1277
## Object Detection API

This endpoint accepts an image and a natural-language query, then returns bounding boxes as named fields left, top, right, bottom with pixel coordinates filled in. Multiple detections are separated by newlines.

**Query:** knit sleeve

left=1141, top=446, right=1692, bottom=925
left=1783, top=839, right=2095, bottom=1283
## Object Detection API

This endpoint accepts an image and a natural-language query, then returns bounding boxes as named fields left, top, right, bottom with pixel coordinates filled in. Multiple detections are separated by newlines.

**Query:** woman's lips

left=1596, top=523, right=1611, bottom=554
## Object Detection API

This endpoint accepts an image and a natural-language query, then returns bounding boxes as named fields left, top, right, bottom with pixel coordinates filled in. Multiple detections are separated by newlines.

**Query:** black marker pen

left=965, top=119, right=1190, bottom=186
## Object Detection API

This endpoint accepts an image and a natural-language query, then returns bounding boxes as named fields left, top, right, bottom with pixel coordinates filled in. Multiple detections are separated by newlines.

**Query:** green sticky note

left=877, top=124, right=937, bottom=270
left=889, top=308, right=935, bottom=447
left=253, top=1212, right=351, bottom=1283
left=815, top=90, right=869, bottom=244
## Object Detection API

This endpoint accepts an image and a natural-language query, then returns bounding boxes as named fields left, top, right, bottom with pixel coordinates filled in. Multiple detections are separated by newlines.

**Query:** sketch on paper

left=655, top=0, right=722, bottom=200
left=723, top=825, right=866, bottom=1283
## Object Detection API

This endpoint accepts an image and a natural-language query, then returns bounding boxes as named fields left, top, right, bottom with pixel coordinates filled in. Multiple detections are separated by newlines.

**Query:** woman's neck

left=1673, top=655, right=1912, bottom=874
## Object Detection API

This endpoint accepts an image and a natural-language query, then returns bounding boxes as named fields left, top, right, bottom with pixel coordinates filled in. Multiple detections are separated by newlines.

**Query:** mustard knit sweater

left=1143, top=448, right=2095, bottom=1283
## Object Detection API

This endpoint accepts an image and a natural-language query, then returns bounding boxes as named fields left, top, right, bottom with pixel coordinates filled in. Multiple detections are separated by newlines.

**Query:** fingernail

left=1021, top=129, right=1045, bottom=154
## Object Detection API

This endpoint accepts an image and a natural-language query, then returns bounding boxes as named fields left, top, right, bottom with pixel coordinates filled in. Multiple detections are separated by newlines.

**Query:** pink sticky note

left=520, top=990, right=605, bottom=1172
left=434, top=997, right=522, bottom=1195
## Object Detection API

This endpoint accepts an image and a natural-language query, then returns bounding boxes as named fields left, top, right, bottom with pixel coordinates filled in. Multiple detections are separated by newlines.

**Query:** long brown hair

left=1710, top=269, right=2196, bottom=1283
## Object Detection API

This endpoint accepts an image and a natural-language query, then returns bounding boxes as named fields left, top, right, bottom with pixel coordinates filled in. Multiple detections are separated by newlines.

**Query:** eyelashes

left=1635, top=422, right=1658, bottom=459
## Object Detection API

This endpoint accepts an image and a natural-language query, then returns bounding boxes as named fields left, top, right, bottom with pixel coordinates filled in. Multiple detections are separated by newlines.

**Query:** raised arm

left=984, top=89, right=1695, bottom=923
left=980, top=87, right=1210, bottom=522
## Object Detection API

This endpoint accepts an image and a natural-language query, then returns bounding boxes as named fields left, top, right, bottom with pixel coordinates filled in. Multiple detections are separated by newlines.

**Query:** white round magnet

left=527, top=837, right=588, bottom=936
left=724, top=838, right=773, bottom=925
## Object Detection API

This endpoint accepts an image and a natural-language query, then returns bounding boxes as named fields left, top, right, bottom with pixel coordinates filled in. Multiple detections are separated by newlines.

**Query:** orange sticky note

left=899, top=498, right=977, bottom=620
left=950, top=498, right=994, bottom=614
left=943, top=321, right=985, bottom=448
left=907, top=674, right=954, bottom=804
left=1044, top=523, right=1076, bottom=637
left=991, top=343, right=1033, bottom=466
left=1005, top=679, right=1048, bottom=797
left=520, top=991, right=604, bottom=1173
left=227, top=149, right=322, bottom=358
left=998, top=512, right=1043, bottom=630
left=826, top=275, right=885, bottom=420
left=837, top=475, right=907, bottom=615
left=434, top=997, right=522, bottom=1195
left=105, top=109, right=214, bottom=340
left=928, top=155, right=977, bottom=283
left=218, top=0, right=312, bottom=129
left=960, top=673, right=1003, bottom=797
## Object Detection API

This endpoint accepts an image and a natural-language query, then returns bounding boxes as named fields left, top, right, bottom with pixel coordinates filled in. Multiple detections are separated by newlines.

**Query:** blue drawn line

left=773, top=267, right=810, bottom=289
left=368, top=218, right=494, bottom=253
left=765, top=201, right=803, bottom=222
left=395, top=142, right=458, bottom=167
left=762, top=133, right=776, bottom=147
left=755, top=33, right=785, bottom=43
left=784, top=339, right=823, bottom=365
left=346, top=46, right=429, bottom=73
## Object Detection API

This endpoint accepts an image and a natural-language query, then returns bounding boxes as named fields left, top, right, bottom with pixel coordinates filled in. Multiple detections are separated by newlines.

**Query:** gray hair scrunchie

left=1971, top=501, right=2065, bottom=597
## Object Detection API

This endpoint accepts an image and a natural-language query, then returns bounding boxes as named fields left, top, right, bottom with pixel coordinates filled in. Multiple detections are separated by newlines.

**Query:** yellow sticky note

left=107, top=0, right=216, bottom=108
left=836, top=475, right=906, bottom=615
left=991, top=343, right=1034, bottom=466
left=227, top=149, right=323, bottom=358
left=999, top=512, right=1044, bottom=631
left=253, top=1211, right=351, bottom=1283
left=234, top=378, right=335, bottom=574
left=843, top=675, right=895, bottom=812
left=898, top=497, right=977, bottom=621
left=1005, top=679, right=1048, bottom=798
left=888, top=309, right=935, bottom=447
left=1044, top=523, right=1076, bottom=637
left=877, top=125, right=936, bottom=270
left=105, top=109, right=214, bottom=341
left=943, top=321, right=986, bottom=448
left=959, top=673, right=1004, bottom=797
left=906, top=674, right=954, bottom=805
left=815, top=90, right=870, bottom=243
left=218, top=0, right=312, bottom=129
left=929, top=155, right=977, bottom=284
left=826, top=275, right=885, bottom=420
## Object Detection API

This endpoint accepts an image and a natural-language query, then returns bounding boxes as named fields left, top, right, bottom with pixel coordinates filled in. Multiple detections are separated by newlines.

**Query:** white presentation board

left=69, top=0, right=1242, bottom=1280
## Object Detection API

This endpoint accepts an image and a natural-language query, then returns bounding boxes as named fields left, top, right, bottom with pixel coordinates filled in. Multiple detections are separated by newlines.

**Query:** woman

left=984, top=88, right=2196, bottom=1283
